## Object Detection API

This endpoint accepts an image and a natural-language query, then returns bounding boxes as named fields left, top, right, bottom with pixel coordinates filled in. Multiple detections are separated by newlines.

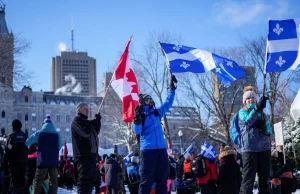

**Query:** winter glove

left=95, top=113, right=102, bottom=120
left=169, top=75, right=178, bottom=90
left=255, top=96, right=269, bottom=112
left=133, top=105, right=143, bottom=125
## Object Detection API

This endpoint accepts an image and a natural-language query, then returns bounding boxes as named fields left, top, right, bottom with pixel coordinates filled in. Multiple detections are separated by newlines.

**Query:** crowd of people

left=0, top=75, right=298, bottom=194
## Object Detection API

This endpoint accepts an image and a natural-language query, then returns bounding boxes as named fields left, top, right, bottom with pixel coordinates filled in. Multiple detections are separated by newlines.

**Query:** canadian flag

left=111, top=37, right=139, bottom=122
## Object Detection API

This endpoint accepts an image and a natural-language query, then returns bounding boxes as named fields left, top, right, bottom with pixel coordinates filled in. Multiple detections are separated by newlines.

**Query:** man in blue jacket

left=26, top=115, right=62, bottom=194
left=133, top=75, right=177, bottom=194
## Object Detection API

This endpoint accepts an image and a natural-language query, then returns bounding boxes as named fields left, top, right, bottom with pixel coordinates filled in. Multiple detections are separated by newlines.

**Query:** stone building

left=50, top=51, right=97, bottom=97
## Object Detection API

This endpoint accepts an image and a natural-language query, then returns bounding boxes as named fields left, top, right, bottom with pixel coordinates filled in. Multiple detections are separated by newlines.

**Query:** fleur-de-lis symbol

left=226, top=61, right=233, bottom=68
left=180, top=61, right=190, bottom=69
left=275, top=56, right=286, bottom=67
left=273, top=23, right=283, bottom=35
left=215, top=67, right=222, bottom=74
left=173, top=45, right=182, bottom=52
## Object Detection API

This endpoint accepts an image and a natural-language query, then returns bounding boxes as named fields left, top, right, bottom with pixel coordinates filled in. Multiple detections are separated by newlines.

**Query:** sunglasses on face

left=145, top=98, right=152, bottom=102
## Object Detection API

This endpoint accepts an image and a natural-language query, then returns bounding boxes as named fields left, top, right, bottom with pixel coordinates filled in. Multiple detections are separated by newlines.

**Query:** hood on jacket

left=219, top=146, right=237, bottom=161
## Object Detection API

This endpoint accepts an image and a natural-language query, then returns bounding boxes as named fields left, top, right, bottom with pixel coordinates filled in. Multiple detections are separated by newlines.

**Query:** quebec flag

left=200, top=142, right=217, bottom=161
left=159, top=42, right=247, bottom=86
left=123, top=152, right=132, bottom=167
left=266, top=19, right=300, bottom=72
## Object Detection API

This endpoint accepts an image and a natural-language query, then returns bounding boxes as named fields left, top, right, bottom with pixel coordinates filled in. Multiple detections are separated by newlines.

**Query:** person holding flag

left=238, top=86, right=272, bottom=194
left=132, top=74, right=177, bottom=194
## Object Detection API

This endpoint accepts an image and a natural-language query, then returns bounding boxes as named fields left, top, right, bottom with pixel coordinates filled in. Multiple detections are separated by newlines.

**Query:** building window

left=25, top=96, right=29, bottom=103
left=1, top=111, right=5, bottom=118
left=32, top=97, right=36, bottom=103
left=17, top=96, right=21, bottom=103
left=66, top=115, right=70, bottom=123
left=1, top=77, right=5, bottom=84
left=32, top=113, right=36, bottom=122
left=32, top=128, right=36, bottom=131
left=66, top=128, right=70, bottom=132
left=1, top=128, right=5, bottom=135
left=17, top=113, right=22, bottom=121
left=25, top=114, right=28, bottom=121
left=56, top=128, right=60, bottom=132
left=56, top=115, right=60, bottom=123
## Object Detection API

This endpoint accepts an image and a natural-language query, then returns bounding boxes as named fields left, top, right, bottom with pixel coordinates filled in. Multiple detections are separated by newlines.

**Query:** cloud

left=58, top=42, right=67, bottom=51
left=213, top=0, right=290, bottom=27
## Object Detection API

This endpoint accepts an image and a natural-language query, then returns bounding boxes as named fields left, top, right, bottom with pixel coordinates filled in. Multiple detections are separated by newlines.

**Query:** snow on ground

left=57, top=187, right=300, bottom=194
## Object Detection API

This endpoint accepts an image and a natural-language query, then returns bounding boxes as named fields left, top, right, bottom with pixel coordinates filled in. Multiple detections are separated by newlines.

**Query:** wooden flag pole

left=97, top=76, right=114, bottom=114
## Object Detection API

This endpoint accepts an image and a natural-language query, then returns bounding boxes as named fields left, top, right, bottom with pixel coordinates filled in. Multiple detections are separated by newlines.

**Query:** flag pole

left=262, top=19, right=271, bottom=97
left=97, top=76, right=114, bottom=114
left=157, top=41, right=173, bottom=75
left=262, top=39, right=269, bottom=97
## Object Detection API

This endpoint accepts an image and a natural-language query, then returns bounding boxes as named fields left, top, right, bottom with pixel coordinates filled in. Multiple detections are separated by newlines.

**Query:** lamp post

left=178, top=130, right=183, bottom=154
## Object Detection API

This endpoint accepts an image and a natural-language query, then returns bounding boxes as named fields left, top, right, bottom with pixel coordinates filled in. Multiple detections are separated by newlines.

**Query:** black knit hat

left=138, top=93, right=153, bottom=105
left=12, top=119, right=22, bottom=130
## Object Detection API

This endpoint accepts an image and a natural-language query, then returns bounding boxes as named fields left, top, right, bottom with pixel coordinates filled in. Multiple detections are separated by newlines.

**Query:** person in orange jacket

left=183, top=155, right=193, bottom=180
left=195, top=156, right=218, bottom=194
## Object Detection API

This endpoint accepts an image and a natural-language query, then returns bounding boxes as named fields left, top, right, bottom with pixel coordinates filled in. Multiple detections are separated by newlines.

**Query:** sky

left=4, top=0, right=300, bottom=92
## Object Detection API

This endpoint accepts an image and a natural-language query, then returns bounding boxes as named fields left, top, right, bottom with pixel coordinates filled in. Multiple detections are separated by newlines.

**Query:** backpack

left=229, top=112, right=241, bottom=148
left=127, top=164, right=140, bottom=185
left=191, top=155, right=207, bottom=178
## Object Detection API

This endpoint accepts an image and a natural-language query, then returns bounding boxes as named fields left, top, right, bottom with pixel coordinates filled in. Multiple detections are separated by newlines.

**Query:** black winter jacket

left=71, top=113, right=101, bottom=161
left=100, top=157, right=122, bottom=187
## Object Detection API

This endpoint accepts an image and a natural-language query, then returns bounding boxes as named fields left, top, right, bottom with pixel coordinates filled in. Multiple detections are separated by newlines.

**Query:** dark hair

left=110, top=153, right=116, bottom=159
left=103, top=154, right=108, bottom=160
left=12, top=119, right=22, bottom=130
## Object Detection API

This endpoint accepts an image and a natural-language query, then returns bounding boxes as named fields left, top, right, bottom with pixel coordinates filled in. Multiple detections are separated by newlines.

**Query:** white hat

left=243, top=91, right=257, bottom=104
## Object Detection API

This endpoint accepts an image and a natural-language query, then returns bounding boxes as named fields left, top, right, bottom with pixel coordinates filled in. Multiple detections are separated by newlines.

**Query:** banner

left=274, top=122, right=284, bottom=146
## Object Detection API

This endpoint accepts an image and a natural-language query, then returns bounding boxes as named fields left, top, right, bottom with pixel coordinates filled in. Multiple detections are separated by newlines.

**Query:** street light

left=178, top=130, right=183, bottom=154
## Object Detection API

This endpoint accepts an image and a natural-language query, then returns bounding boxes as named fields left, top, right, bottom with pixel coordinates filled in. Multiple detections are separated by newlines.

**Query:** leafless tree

left=131, top=31, right=182, bottom=147
left=0, top=33, right=32, bottom=90
left=175, top=46, right=248, bottom=143
left=101, top=86, right=136, bottom=153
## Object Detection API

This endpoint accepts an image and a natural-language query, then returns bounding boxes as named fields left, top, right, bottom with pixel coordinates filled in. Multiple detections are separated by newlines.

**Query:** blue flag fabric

left=159, top=42, right=247, bottom=86
left=266, top=19, right=300, bottom=72
left=123, top=152, right=132, bottom=167
left=200, top=142, right=217, bottom=161
left=184, top=144, right=194, bottom=156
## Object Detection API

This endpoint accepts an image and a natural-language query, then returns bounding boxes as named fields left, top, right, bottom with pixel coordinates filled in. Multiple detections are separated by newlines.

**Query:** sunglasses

left=145, top=98, right=152, bottom=102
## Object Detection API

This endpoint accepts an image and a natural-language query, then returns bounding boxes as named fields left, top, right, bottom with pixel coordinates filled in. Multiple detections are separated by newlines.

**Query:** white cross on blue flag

left=200, top=142, right=217, bottom=161
left=159, top=42, right=247, bottom=86
left=266, top=19, right=300, bottom=72
left=123, top=152, right=132, bottom=167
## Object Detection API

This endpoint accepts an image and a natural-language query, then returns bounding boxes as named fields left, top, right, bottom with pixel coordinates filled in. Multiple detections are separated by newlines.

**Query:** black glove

left=133, top=105, right=143, bottom=125
left=169, top=75, right=178, bottom=90
left=255, top=96, right=269, bottom=112
left=95, top=113, right=102, bottom=120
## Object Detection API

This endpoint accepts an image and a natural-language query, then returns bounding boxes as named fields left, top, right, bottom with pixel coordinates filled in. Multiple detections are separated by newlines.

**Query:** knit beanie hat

left=138, top=94, right=152, bottom=105
left=243, top=86, right=257, bottom=104
left=76, top=102, right=88, bottom=113
left=12, top=119, right=22, bottom=130
left=43, top=115, right=52, bottom=123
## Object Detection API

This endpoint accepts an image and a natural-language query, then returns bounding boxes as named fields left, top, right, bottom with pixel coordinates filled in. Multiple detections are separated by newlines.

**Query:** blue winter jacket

left=26, top=123, right=62, bottom=167
left=133, top=89, right=175, bottom=150
left=238, top=104, right=272, bottom=153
